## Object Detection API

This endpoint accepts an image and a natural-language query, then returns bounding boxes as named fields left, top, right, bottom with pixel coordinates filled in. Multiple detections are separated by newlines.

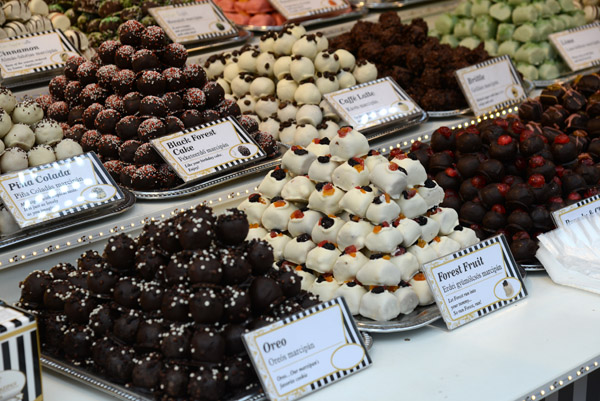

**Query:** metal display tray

left=238, top=7, right=367, bottom=32
left=0, top=188, right=135, bottom=250
left=532, top=66, right=600, bottom=88
left=359, top=0, right=436, bottom=10
left=186, top=29, right=253, bottom=54
left=355, top=304, right=441, bottom=333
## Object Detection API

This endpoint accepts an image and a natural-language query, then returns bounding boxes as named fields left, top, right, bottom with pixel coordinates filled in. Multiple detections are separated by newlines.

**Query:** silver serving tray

left=361, top=108, right=429, bottom=141
left=186, top=29, right=253, bottom=54
left=0, top=188, right=135, bottom=250
left=237, top=7, right=367, bottom=32
left=532, top=66, right=600, bottom=88
left=359, top=0, right=436, bottom=11
left=521, top=263, right=545, bottom=272
left=354, top=304, right=441, bottom=333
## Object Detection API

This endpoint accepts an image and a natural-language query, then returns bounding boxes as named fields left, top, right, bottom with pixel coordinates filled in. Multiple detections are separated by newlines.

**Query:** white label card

left=549, top=22, right=600, bottom=72
left=324, top=77, right=424, bottom=132
left=0, top=153, right=124, bottom=229
left=422, top=234, right=527, bottom=330
left=0, top=30, right=79, bottom=80
left=268, top=0, right=350, bottom=21
left=243, top=297, right=371, bottom=401
left=149, top=0, right=237, bottom=45
left=455, top=56, right=526, bottom=117
left=151, top=117, right=266, bottom=184
left=552, top=194, right=600, bottom=228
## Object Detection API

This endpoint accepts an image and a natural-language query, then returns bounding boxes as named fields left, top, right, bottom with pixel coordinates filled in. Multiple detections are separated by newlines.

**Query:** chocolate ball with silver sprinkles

left=188, top=251, right=222, bottom=284
left=63, top=288, right=96, bottom=324
left=139, top=281, right=165, bottom=312
left=189, top=287, right=224, bottom=324
left=88, top=303, right=115, bottom=336
left=160, top=324, right=191, bottom=359
left=132, top=352, right=162, bottom=389
left=113, top=277, right=141, bottom=309
left=161, top=284, right=191, bottom=322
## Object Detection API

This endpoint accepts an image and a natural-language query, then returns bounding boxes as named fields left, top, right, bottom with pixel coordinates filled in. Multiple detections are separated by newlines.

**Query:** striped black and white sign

left=0, top=303, right=42, bottom=401
left=552, top=193, right=600, bottom=228
left=549, top=22, right=600, bottom=71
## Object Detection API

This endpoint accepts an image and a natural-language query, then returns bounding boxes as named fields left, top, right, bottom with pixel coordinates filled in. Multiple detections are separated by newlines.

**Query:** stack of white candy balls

left=238, top=126, right=480, bottom=321
left=203, top=24, right=378, bottom=147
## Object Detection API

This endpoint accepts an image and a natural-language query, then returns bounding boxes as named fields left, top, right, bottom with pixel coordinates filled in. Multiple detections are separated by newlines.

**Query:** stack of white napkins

left=536, top=214, right=600, bottom=295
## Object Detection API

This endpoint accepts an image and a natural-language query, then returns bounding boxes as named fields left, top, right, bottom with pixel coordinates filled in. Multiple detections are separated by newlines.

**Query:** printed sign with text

left=549, top=22, right=600, bottom=72
left=268, top=0, right=350, bottom=21
left=552, top=194, right=600, bottom=228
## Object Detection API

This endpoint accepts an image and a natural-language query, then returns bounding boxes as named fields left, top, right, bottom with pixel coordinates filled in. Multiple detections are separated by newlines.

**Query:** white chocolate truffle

left=3, top=1, right=30, bottom=21
left=311, top=214, right=344, bottom=244
left=287, top=209, right=322, bottom=237
left=237, top=94, right=256, bottom=114
left=294, top=124, right=319, bottom=147
left=0, top=206, right=19, bottom=235
left=263, top=230, right=292, bottom=260
left=27, top=144, right=56, bottom=166
left=255, top=96, right=279, bottom=119
left=336, top=218, right=373, bottom=251
left=287, top=23, right=306, bottom=39
left=204, top=56, right=226, bottom=79
left=294, top=82, right=321, bottom=105
left=246, top=225, right=268, bottom=241
left=357, top=257, right=401, bottom=286
left=296, top=268, right=316, bottom=291
left=258, top=167, right=291, bottom=198
left=392, top=157, right=427, bottom=187
left=333, top=249, right=368, bottom=281
left=329, top=126, right=369, bottom=162
left=315, top=50, right=340, bottom=73
left=408, top=241, right=438, bottom=265
left=259, top=32, right=277, bottom=53
left=306, top=138, right=330, bottom=157
left=307, top=155, right=339, bottom=182
left=320, top=99, right=339, bottom=122
left=414, top=216, right=440, bottom=243
left=335, top=49, right=356, bottom=71
left=418, top=179, right=445, bottom=209
left=365, top=225, right=404, bottom=254
left=390, top=248, right=420, bottom=282
left=273, top=31, right=296, bottom=56
left=4, top=21, right=27, bottom=37
left=223, top=62, right=241, bottom=83
left=64, top=29, right=88, bottom=51
left=448, top=226, right=479, bottom=248
left=238, top=193, right=269, bottom=224
left=337, top=70, right=356, bottom=89
left=290, top=56, right=315, bottom=83
left=238, top=49, right=259, bottom=73
left=33, top=119, right=63, bottom=146
left=306, top=241, right=339, bottom=273
left=364, top=151, right=388, bottom=172
left=394, top=286, right=419, bottom=315
left=281, top=146, right=316, bottom=176
left=395, top=217, right=421, bottom=247
left=273, top=56, right=292, bottom=80
left=335, top=283, right=366, bottom=315
left=296, top=104, right=322, bottom=126
left=283, top=235, right=316, bottom=264
left=217, top=78, right=231, bottom=95
left=397, top=190, right=428, bottom=219
left=12, top=100, right=43, bottom=126
left=409, top=273, right=435, bottom=305
left=0, top=140, right=4, bottom=154
left=250, top=77, right=275, bottom=98
left=276, top=76, right=298, bottom=102
left=352, top=61, right=377, bottom=84
left=307, top=183, right=345, bottom=215
left=25, top=15, right=52, bottom=32
left=277, top=101, right=298, bottom=122
left=262, top=199, right=298, bottom=231
left=369, top=162, right=408, bottom=199
left=291, top=34, right=319, bottom=60
left=48, top=12, right=69, bottom=31
left=258, top=117, right=280, bottom=140
left=29, top=0, right=49, bottom=15
left=0, top=88, right=17, bottom=114
left=430, top=207, right=459, bottom=236
left=0, top=28, right=6, bottom=39
left=339, top=185, right=376, bottom=218
left=256, top=52, right=276, bottom=77
left=315, top=32, right=328, bottom=51
left=0, top=109, right=12, bottom=138
left=360, top=289, right=401, bottom=321
left=317, top=120, right=340, bottom=140
left=366, top=193, right=401, bottom=224
left=316, top=72, right=340, bottom=95
left=281, top=175, right=315, bottom=202
left=54, top=138, right=83, bottom=159
left=431, top=236, right=461, bottom=258
left=4, top=123, right=35, bottom=151
left=278, top=121, right=297, bottom=145
left=231, top=73, right=253, bottom=97
left=0, top=147, right=28, bottom=172
left=311, top=277, right=341, bottom=302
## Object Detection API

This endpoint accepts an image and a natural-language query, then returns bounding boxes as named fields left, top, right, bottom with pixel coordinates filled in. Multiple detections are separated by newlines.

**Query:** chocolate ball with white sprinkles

left=82, top=103, right=104, bottom=129
left=116, top=115, right=141, bottom=140
left=104, top=233, right=136, bottom=272
left=215, top=209, right=249, bottom=245
left=139, top=95, right=167, bottom=117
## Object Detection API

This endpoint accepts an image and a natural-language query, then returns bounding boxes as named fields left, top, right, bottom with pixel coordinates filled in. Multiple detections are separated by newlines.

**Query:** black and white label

left=151, top=117, right=266, bottom=184
left=243, top=297, right=371, bottom=401
left=0, top=30, right=79, bottom=80
left=324, top=77, right=423, bottom=132
left=149, top=0, right=237, bottom=44
left=549, top=22, right=600, bottom=72
left=455, top=56, right=526, bottom=117
left=269, top=0, right=350, bottom=20
left=422, top=234, right=527, bottom=330
left=0, top=153, right=123, bottom=228
left=552, top=194, right=600, bottom=228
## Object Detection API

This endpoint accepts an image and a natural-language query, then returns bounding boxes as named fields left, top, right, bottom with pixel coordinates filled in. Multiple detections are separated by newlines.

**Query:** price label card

left=422, top=234, right=528, bottom=330
left=549, top=22, right=600, bottom=72
left=552, top=194, right=600, bottom=228
left=268, top=0, right=350, bottom=21
left=0, top=30, right=79, bottom=82
left=151, top=117, right=266, bottom=184
left=149, top=0, right=238, bottom=45
left=455, top=55, right=527, bottom=117
left=243, top=297, right=371, bottom=401
left=0, top=153, right=124, bottom=229
left=323, top=77, right=425, bottom=132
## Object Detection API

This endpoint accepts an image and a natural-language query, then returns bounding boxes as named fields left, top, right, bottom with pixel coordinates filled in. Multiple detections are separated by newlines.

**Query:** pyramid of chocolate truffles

left=17, top=204, right=320, bottom=399
left=238, top=126, right=480, bottom=321
left=38, top=21, right=276, bottom=191
left=328, top=11, right=489, bottom=111
left=203, top=23, right=377, bottom=147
